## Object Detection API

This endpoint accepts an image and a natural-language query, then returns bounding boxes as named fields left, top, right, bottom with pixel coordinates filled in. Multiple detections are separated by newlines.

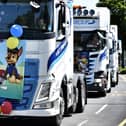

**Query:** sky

left=74, top=0, right=99, bottom=8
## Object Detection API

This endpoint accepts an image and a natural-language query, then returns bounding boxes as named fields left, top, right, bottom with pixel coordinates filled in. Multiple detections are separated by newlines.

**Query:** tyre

left=49, top=89, right=65, bottom=126
left=49, top=115, right=62, bottom=126
left=107, top=87, right=111, bottom=93
left=68, top=87, right=78, bottom=113
left=76, top=81, right=86, bottom=113
left=111, top=80, right=116, bottom=87
left=107, top=71, right=111, bottom=93
left=116, top=72, right=119, bottom=85
left=111, top=72, right=118, bottom=87
left=100, top=89, right=107, bottom=97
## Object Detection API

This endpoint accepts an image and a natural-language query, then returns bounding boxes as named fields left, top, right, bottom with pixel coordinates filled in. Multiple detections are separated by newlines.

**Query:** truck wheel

left=107, top=72, right=111, bottom=93
left=49, top=115, right=62, bottom=126
left=49, top=89, right=65, bottom=126
left=100, top=89, right=107, bottom=97
left=68, top=87, right=78, bottom=113
left=116, top=72, right=119, bottom=85
left=111, top=72, right=118, bottom=87
left=111, top=81, right=116, bottom=87
left=76, top=81, right=86, bottom=113
left=107, top=87, right=111, bottom=93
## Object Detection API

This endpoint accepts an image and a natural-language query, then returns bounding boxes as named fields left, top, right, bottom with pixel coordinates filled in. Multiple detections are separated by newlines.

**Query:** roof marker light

left=77, top=9, right=82, bottom=16
left=83, top=9, right=88, bottom=16
left=73, top=8, right=76, bottom=15
left=89, top=9, right=95, bottom=16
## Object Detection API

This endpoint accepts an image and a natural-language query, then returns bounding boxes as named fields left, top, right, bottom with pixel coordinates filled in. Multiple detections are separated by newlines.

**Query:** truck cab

left=109, top=25, right=121, bottom=86
left=0, top=1, right=87, bottom=126
left=73, top=6, right=111, bottom=96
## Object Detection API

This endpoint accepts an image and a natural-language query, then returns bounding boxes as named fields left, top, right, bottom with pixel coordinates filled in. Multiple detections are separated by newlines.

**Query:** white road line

left=77, top=119, right=88, bottom=126
left=95, top=104, right=108, bottom=115
left=118, top=118, right=126, bottom=126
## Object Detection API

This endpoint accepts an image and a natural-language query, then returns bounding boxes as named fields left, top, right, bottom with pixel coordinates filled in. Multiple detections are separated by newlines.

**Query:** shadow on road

left=87, top=92, right=106, bottom=98
left=0, top=118, right=52, bottom=126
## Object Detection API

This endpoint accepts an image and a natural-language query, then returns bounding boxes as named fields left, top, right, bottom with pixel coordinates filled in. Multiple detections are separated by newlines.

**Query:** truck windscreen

left=74, top=31, right=106, bottom=52
left=0, top=0, right=53, bottom=32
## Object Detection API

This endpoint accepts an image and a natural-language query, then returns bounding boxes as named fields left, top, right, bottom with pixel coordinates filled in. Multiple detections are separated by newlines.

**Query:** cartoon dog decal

left=5, top=47, right=23, bottom=84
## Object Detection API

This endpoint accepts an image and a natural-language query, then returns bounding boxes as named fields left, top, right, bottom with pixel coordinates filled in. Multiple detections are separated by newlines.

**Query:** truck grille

left=85, top=53, right=98, bottom=85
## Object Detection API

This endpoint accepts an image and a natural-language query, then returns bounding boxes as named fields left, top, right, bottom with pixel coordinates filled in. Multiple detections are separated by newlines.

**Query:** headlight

left=33, top=99, right=59, bottom=109
left=95, top=78, right=102, bottom=83
left=36, top=82, right=51, bottom=102
left=33, top=101, right=53, bottom=109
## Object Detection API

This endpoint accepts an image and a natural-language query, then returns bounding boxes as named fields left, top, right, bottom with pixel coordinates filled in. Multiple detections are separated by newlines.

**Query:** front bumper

left=4, top=108, right=59, bottom=117
left=0, top=99, right=60, bottom=118
left=87, top=80, right=106, bottom=93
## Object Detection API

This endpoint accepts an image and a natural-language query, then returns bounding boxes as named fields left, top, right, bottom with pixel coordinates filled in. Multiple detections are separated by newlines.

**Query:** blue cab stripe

left=47, top=39, right=68, bottom=71
left=99, top=50, right=106, bottom=61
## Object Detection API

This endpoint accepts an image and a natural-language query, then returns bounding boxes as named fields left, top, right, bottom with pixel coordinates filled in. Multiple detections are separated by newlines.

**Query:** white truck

left=109, top=25, right=122, bottom=86
left=0, top=0, right=87, bottom=126
left=118, top=39, right=122, bottom=68
left=73, top=6, right=112, bottom=96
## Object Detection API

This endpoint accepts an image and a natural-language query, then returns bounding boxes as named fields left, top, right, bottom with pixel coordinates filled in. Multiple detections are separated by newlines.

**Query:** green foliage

left=97, top=0, right=126, bottom=16
left=119, top=66, right=126, bottom=74
left=97, top=0, right=126, bottom=49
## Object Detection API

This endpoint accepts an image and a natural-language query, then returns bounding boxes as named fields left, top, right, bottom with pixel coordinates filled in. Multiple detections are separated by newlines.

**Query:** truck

left=73, top=6, right=112, bottom=96
left=0, top=0, right=87, bottom=126
left=118, top=39, right=122, bottom=68
left=109, top=25, right=122, bottom=86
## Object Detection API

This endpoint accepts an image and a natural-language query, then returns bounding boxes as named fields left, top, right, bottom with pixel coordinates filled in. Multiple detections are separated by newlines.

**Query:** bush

left=119, top=67, right=126, bottom=74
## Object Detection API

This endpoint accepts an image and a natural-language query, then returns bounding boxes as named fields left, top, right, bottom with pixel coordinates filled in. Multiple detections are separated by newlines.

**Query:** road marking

left=95, top=104, right=108, bottom=115
left=77, top=119, right=88, bottom=126
left=118, top=118, right=126, bottom=126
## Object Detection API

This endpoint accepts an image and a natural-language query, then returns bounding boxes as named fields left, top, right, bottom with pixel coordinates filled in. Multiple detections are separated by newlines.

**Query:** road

left=61, top=74, right=126, bottom=126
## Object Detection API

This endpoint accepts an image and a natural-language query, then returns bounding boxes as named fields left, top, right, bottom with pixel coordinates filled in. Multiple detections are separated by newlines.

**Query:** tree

left=97, top=0, right=126, bottom=33
left=97, top=0, right=126, bottom=67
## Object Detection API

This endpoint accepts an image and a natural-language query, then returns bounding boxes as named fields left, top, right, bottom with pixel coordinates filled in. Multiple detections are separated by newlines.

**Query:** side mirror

left=107, top=39, right=113, bottom=49
left=97, top=32, right=107, bottom=40
left=97, top=32, right=113, bottom=49
left=107, top=33, right=113, bottom=49
left=118, top=40, right=122, bottom=54
left=30, top=0, right=40, bottom=8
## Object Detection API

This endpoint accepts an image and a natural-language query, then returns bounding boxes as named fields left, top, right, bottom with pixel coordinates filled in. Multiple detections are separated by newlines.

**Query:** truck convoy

left=0, top=0, right=87, bottom=126
left=73, top=6, right=112, bottom=96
